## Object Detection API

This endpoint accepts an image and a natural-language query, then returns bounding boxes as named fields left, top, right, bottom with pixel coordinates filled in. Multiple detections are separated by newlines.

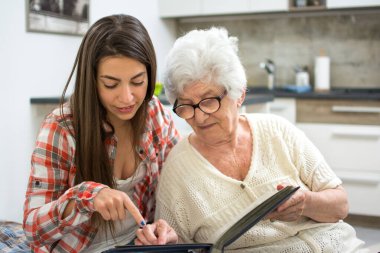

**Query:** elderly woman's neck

left=193, top=116, right=249, bottom=151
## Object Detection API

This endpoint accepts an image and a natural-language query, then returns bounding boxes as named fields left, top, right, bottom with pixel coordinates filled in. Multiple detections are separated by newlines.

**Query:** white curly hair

left=163, top=27, right=247, bottom=104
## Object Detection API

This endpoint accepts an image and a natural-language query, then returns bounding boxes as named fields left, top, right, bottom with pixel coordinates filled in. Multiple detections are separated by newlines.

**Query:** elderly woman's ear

left=237, top=89, right=246, bottom=107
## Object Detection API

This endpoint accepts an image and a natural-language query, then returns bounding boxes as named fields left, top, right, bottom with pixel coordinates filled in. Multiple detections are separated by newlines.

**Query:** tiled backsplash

left=177, top=12, right=380, bottom=89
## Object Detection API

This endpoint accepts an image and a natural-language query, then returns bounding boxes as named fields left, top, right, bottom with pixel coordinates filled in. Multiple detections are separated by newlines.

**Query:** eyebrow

left=99, top=71, right=146, bottom=82
left=178, top=91, right=219, bottom=101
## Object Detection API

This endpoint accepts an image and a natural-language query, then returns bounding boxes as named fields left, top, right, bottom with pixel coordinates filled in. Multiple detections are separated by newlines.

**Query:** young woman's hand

left=135, top=219, right=178, bottom=245
left=94, top=188, right=145, bottom=225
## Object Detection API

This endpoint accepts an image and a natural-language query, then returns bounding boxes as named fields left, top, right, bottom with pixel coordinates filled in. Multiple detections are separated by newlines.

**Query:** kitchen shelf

left=30, top=97, right=64, bottom=104
left=288, top=0, right=326, bottom=12
left=289, top=5, right=326, bottom=12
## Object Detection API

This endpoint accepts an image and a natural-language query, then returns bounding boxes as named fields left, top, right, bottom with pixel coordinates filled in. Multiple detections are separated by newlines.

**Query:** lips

left=116, top=105, right=135, bottom=114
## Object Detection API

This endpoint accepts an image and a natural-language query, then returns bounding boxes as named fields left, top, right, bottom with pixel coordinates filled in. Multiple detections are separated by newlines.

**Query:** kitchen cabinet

left=243, top=96, right=296, bottom=122
left=268, top=98, right=296, bottom=124
left=244, top=103, right=270, bottom=114
left=158, top=0, right=201, bottom=18
left=158, top=0, right=288, bottom=18
left=249, top=0, right=288, bottom=13
left=202, top=0, right=251, bottom=15
left=296, top=98, right=380, bottom=216
left=158, top=0, right=380, bottom=18
left=327, top=0, right=380, bottom=9
left=297, top=123, right=380, bottom=216
left=241, top=93, right=274, bottom=113
left=296, top=99, right=380, bottom=125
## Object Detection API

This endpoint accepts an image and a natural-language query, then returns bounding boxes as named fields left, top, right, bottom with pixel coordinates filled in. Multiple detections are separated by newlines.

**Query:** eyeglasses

left=173, top=90, right=227, bottom=119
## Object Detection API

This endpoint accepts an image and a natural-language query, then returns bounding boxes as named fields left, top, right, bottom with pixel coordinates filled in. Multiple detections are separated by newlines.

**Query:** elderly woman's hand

left=135, top=219, right=178, bottom=245
left=266, top=184, right=307, bottom=222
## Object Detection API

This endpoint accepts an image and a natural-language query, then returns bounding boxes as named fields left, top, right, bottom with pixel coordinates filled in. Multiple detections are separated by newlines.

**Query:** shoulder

left=245, top=113, right=300, bottom=135
left=45, top=103, right=73, bottom=125
left=157, top=138, right=196, bottom=195
left=146, top=96, right=173, bottom=129
left=36, top=103, right=75, bottom=144
left=159, top=137, right=206, bottom=189
left=146, top=96, right=168, bottom=117
left=160, top=139, right=191, bottom=175
left=245, top=113, right=291, bottom=126
left=141, top=97, right=180, bottom=149
left=164, top=138, right=190, bottom=162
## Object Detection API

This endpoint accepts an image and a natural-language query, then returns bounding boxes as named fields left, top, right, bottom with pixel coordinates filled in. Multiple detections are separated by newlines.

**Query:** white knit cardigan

left=155, top=114, right=367, bottom=253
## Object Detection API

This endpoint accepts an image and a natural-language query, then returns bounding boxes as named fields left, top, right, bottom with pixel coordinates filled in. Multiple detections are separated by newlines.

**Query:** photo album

left=103, top=185, right=300, bottom=253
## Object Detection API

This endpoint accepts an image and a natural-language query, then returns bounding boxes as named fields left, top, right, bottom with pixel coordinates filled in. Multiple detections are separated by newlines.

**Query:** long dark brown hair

left=60, top=14, right=156, bottom=227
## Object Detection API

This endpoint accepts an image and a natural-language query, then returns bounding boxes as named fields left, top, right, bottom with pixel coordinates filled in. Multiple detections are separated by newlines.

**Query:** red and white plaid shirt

left=23, top=97, right=180, bottom=252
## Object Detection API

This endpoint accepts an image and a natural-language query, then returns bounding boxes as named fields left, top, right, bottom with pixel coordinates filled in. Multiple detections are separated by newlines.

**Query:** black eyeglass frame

left=172, top=90, right=227, bottom=119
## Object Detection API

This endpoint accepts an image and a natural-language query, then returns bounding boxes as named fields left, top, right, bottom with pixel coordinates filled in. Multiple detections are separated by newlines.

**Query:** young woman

left=23, top=14, right=180, bottom=252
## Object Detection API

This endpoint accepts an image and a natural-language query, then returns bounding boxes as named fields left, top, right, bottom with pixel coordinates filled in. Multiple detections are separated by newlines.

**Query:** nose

left=193, top=107, right=209, bottom=124
left=118, top=84, right=134, bottom=102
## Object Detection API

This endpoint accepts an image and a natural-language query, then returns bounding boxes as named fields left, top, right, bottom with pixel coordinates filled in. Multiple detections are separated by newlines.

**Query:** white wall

left=0, top=0, right=176, bottom=223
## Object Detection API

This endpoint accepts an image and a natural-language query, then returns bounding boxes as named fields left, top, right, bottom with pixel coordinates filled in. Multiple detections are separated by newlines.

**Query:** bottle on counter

left=314, top=48, right=330, bottom=92
left=259, top=59, right=275, bottom=90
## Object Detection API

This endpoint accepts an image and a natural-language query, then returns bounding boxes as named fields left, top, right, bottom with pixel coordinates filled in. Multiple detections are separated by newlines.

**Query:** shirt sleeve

left=149, top=96, right=181, bottom=158
left=23, top=117, right=108, bottom=247
left=161, top=103, right=181, bottom=157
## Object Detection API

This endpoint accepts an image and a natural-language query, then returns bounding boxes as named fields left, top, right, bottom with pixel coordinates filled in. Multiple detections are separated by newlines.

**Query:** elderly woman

left=134, top=27, right=369, bottom=252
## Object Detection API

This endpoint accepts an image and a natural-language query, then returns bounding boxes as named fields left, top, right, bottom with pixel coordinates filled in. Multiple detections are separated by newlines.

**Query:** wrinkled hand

left=266, top=184, right=306, bottom=222
left=94, top=188, right=143, bottom=223
left=135, top=219, right=178, bottom=245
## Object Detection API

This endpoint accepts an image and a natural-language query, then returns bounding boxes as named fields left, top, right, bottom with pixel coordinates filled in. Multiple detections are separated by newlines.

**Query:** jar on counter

left=295, top=0, right=307, bottom=7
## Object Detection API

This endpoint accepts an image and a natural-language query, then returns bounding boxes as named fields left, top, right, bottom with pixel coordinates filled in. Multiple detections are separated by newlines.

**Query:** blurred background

left=0, top=2, right=379, bottom=251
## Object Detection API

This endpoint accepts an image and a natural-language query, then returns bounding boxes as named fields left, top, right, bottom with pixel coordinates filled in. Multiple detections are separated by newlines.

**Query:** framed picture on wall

left=26, top=0, right=89, bottom=36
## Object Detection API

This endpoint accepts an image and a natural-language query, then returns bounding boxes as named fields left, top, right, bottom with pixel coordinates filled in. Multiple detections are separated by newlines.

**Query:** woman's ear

left=237, top=89, right=246, bottom=107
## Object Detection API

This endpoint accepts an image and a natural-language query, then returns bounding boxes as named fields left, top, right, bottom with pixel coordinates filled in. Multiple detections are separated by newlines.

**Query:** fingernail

left=139, top=220, right=146, bottom=228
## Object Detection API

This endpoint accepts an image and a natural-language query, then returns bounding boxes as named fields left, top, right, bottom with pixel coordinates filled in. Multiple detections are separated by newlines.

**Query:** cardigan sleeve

left=154, top=162, right=193, bottom=243
left=274, top=116, right=342, bottom=191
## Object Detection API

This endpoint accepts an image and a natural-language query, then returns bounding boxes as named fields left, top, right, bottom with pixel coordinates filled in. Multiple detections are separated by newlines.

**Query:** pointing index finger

left=123, top=194, right=146, bottom=228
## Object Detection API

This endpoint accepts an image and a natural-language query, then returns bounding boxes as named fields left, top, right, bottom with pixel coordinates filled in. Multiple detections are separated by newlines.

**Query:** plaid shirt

left=23, top=97, right=180, bottom=253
